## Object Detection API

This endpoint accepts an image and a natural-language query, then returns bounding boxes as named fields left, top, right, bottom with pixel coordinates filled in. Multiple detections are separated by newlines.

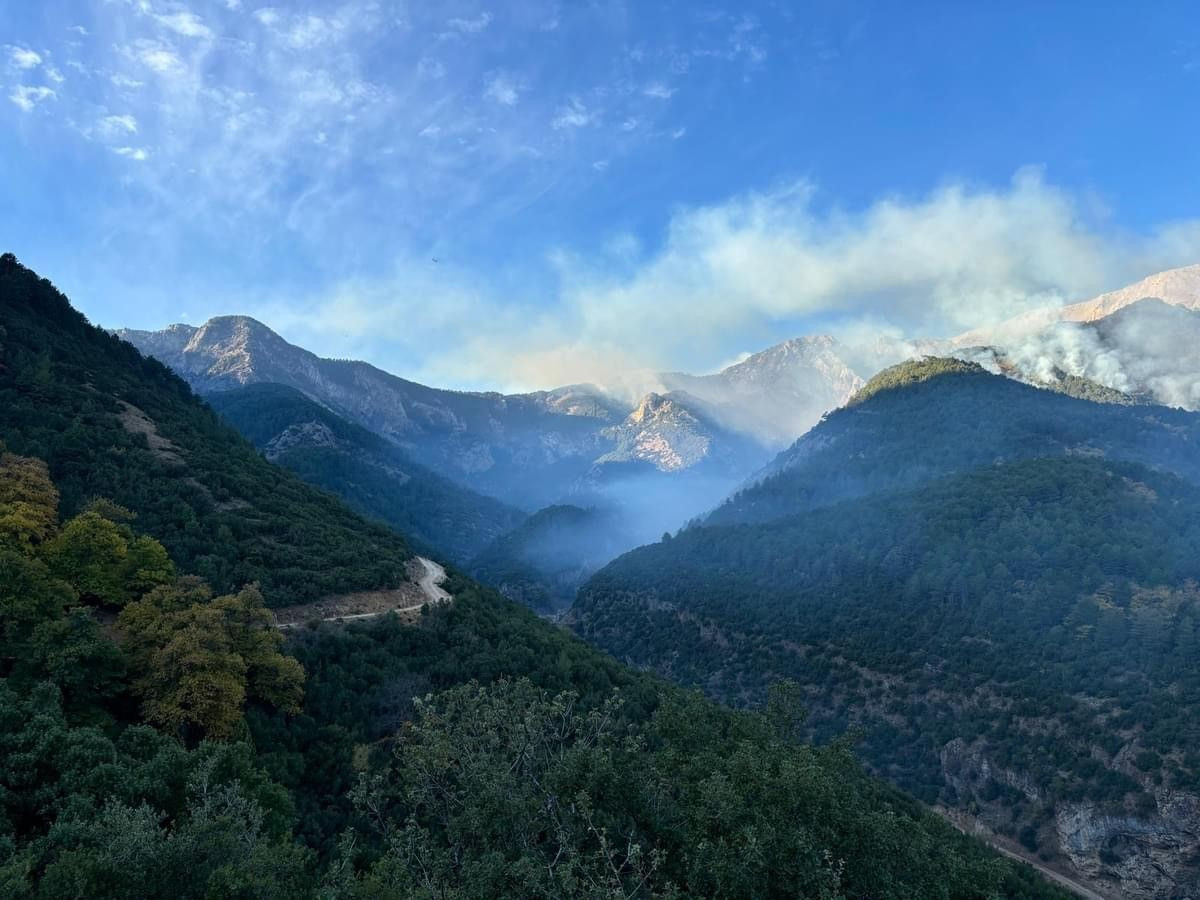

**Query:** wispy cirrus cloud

left=7, top=45, right=43, bottom=69
left=10, top=84, right=56, bottom=111
left=483, top=71, right=521, bottom=106
left=132, top=41, right=186, bottom=75
left=552, top=97, right=596, bottom=129
left=113, top=145, right=149, bottom=161
left=155, top=10, right=212, bottom=39
left=97, top=113, right=139, bottom=136
left=4, top=1, right=762, bottom=260
left=445, top=12, right=493, bottom=34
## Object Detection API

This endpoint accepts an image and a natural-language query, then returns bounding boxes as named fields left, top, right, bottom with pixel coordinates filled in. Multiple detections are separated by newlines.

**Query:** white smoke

left=254, top=169, right=1200, bottom=393
left=964, top=302, right=1200, bottom=410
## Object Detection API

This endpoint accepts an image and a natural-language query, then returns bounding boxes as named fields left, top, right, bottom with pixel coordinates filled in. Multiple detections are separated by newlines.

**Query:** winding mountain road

left=414, top=556, right=451, bottom=605
left=275, top=556, right=451, bottom=628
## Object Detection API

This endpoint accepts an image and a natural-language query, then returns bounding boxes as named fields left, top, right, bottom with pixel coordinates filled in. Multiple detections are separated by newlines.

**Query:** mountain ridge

left=951, top=263, right=1200, bottom=347
left=573, top=364, right=1200, bottom=897
left=0, top=254, right=414, bottom=605
left=717, top=357, right=1200, bottom=526
left=205, top=382, right=527, bottom=563
left=117, top=317, right=858, bottom=518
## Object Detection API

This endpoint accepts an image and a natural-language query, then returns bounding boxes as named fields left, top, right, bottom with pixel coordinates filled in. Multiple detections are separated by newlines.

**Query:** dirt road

left=991, top=845, right=1107, bottom=900
left=274, top=556, right=451, bottom=628
left=414, top=556, right=451, bottom=604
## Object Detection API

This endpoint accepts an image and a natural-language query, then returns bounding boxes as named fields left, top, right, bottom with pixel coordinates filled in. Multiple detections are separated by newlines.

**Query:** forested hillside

left=713, top=358, right=1200, bottom=527
left=207, top=383, right=526, bottom=563
left=0, top=254, right=411, bottom=604
left=576, top=363, right=1200, bottom=897
left=0, top=255, right=1067, bottom=896
left=118, top=315, right=632, bottom=511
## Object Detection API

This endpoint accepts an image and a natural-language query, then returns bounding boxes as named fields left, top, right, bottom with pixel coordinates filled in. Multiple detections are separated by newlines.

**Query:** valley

left=0, top=253, right=1072, bottom=897
left=114, top=264, right=1200, bottom=898
left=6, top=6, right=1198, bottom=896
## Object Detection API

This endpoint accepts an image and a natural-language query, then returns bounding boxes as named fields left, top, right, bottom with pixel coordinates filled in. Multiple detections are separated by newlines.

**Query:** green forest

left=207, top=383, right=526, bottom=564
left=0, top=255, right=1073, bottom=895
left=0, top=256, right=413, bottom=605
left=709, top=358, right=1200, bottom=527
left=577, top=452, right=1200, bottom=860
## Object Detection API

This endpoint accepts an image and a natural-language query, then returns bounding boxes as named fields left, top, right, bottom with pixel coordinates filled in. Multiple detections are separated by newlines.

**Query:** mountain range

left=115, top=316, right=882, bottom=513
left=115, top=313, right=878, bottom=592
left=14, top=250, right=1200, bottom=896
left=119, top=266, right=1200, bottom=504
left=1, top=251, right=1070, bottom=898
left=117, top=264, right=1200, bottom=633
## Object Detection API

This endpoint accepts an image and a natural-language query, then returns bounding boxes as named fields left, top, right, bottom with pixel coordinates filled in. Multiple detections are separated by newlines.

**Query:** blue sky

left=2, top=1, right=1199, bottom=390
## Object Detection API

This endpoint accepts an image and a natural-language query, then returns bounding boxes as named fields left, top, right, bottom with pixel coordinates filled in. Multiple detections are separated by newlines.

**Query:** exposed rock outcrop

left=1057, top=793, right=1200, bottom=899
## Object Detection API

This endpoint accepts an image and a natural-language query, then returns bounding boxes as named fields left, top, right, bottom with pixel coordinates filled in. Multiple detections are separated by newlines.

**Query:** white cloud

left=483, top=71, right=520, bottom=106
left=7, top=46, right=43, bottom=69
left=282, top=14, right=340, bottom=49
left=137, top=44, right=185, bottom=75
left=69, top=25, right=90, bottom=36
left=99, top=113, right=139, bottom=135
left=446, top=12, right=492, bottom=34
left=111, top=73, right=146, bottom=89
left=156, top=11, right=213, bottom=39
left=113, top=146, right=149, bottom=160
left=552, top=97, right=595, bottom=129
left=9, top=85, right=55, bottom=111
left=642, top=82, right=675, bottom=99
left=251, top=7, right=345, bottom=48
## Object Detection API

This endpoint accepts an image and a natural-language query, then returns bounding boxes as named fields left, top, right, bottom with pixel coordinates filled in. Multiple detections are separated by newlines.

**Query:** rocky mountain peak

left=186, top=314, right=273, bottom=344
left=720, top=334, right=863, bottom=393
left=1063, top=263, right=1200, bottom=322
left=649, top=334, right=866, bottom=448
left=184, top=315, right=294, bottom=364
left=952, top=263, right=1200, bottom=348
left=599, top=392, right=717, bottom=472
left=627, top=391, right=696, bottom=427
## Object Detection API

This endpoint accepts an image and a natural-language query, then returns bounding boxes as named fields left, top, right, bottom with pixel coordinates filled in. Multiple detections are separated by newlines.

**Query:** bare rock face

left=1062, top=264, right=1200, bottom=322
left=1056, top=793, right=1200, bottom=898
left=660, top=334, right=866, bottom=446
left=940, top=738, right=1044, bottom=804
left=117, top=316, right=632, bottom=507
left=598, top=393, right=716, bottom=472
left=938, top=738, right=1200, bottom=898
left=263, top=421, right=342, bottom=460
left=118, top=317, right=838, bottom=509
